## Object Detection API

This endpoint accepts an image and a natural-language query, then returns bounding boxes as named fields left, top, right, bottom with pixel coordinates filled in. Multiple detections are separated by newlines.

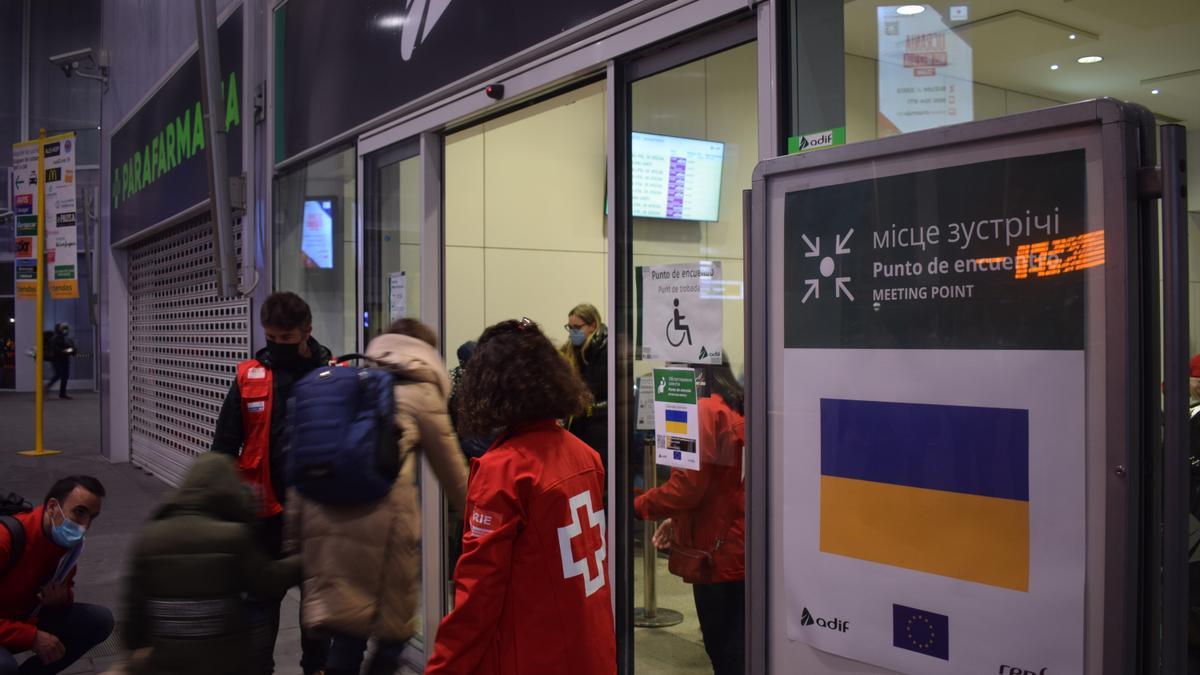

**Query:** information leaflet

left=653, top=368, right=700, bottom=471
left=389, top=271, right=407, bottom=322
left=781, top=150, right=1090, bottom=674
left=636, top=374, right=655, bottom=431
left=44, top=134, right=78, bottom=299
left=877, top=5, right=973, bottom=135
left=11, top=141, right=38, bottom=299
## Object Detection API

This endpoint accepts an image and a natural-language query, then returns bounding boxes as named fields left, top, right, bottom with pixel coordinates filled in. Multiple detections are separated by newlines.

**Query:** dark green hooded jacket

left=121, top=453, right=300, bottom=674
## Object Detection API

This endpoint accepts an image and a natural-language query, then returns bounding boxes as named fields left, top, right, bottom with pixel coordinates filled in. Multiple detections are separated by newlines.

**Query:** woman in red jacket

left=635, top=361, right=746, bottom=675
left=426, top=318, right=616, bottom=675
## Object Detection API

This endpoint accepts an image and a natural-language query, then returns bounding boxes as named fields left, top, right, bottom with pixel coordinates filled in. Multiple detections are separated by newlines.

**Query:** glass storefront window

left=274, top=146, right=358, bottom=357
left=835, top=2, right=1200, bottom=667
left=627, top=39, right=756, bottom=674
left=842, top=2, right=1198, bottom=148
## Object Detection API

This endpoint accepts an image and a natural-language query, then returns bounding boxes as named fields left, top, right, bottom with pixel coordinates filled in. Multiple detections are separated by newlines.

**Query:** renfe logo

left=800, top=607, right=850, bottom=632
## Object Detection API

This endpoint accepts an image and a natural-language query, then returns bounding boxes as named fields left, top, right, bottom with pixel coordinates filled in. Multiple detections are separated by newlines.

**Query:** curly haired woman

left=426, top=318, right=616, bottom=675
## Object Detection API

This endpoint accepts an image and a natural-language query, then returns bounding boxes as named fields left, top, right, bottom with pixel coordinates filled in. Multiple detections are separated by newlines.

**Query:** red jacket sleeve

left=0, top=524, right=38, bottom=651
left=426, top=457, right=527, bottom=675
left=634, top=398, right=722, bottom=520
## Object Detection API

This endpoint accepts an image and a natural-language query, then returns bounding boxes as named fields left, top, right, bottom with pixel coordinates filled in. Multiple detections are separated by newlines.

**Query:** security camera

left=48, top=48, right=108, bottom=83
left=49, top=47, right=93, bottom=71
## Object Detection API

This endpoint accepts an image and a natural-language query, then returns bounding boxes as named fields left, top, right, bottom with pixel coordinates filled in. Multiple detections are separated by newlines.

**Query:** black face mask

left=266, top=340, right=303, bottom=368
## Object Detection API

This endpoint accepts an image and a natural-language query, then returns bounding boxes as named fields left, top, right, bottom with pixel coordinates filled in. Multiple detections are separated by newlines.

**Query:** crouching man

left=0, top=476, right=113, bottom=675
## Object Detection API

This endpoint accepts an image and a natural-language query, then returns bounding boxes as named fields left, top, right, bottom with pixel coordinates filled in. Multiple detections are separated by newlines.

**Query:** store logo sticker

left=788, top=127, right=847, bottom=155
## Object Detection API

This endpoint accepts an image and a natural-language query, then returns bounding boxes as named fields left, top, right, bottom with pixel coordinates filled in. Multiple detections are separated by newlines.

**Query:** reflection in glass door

left=364, top=141, right=422, bottom=346
left=361, top=140, right=427, bottom=667
left=622, top=38, right=757, bottom=675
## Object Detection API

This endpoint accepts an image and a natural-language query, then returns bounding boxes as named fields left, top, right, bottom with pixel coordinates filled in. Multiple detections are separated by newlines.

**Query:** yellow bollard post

left=18, top=129, right=62, bottom=458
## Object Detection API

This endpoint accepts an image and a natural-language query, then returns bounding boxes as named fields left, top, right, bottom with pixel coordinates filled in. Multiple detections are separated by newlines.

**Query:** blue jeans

left=0, top=603, right=114, bottom=675
left=327, top=633, right=407, bottom=674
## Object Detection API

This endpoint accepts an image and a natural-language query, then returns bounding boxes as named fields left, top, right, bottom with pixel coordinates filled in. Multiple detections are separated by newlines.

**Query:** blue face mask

left=569, top=328, right=587, bottom=347
left=50, top=503, right=86, bottom=548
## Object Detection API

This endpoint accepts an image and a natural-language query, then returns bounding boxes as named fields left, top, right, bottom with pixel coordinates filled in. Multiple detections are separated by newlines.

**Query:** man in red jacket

left=0, top=476, right=113, bottom=674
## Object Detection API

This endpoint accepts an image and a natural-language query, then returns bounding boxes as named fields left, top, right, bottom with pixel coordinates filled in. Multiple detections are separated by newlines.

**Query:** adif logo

left=800, top=607, right=850, bottom=632
left=558, top=490, right=607, bottom=597
left=383, top=0, right=454, bottom=61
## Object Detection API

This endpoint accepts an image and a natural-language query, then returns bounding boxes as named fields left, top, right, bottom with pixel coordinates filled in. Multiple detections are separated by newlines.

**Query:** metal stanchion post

left=634, top=437, right=683, bottom=628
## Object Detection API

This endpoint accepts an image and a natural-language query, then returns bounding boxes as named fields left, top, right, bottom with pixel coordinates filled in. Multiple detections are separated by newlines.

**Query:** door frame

left=357, top=134, right=449, bottom=650
left=610, top=12, right=775, bottom=674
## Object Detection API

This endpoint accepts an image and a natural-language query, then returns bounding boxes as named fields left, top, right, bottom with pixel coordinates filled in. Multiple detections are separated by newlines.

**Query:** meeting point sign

left=780, top=146, right=1093, bottom=675
left=784, top=149, right=1095, bottom=351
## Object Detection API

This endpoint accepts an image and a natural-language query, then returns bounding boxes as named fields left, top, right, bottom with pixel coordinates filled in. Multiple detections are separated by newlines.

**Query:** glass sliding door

left=363, top=140, right=422, bottom=346
left=618, top=32, right=758, bottom=675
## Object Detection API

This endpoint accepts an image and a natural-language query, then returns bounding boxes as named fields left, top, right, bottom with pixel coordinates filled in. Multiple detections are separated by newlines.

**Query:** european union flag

left=892, top=604, right=948, bottom=660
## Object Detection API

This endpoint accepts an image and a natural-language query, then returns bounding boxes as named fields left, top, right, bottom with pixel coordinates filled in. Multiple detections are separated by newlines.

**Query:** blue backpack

left=286, top=355, right=401, bottom=505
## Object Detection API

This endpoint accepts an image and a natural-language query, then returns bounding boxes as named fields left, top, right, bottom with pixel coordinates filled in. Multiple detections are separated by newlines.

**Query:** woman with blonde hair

left=561, top=303, right=608, bottom=463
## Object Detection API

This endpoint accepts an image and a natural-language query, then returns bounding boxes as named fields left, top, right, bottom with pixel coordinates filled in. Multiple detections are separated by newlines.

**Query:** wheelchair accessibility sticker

left=641, top=261, right=724, bottom=365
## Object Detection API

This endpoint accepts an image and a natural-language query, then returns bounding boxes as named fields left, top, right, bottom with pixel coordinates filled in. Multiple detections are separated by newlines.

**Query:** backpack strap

left=0, top=514, right=27, bottom=579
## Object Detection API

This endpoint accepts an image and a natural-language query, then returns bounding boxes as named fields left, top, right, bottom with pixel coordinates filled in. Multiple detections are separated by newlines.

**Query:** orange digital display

left=1013, top=230, right=1105, bottom=279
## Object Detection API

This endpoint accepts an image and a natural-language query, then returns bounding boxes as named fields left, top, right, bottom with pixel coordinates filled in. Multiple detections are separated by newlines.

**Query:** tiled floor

left=0, top=392, right=312, bottom=674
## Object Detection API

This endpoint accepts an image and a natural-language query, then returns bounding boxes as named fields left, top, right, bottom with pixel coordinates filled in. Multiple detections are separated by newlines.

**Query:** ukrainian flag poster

left=782, top=349, right=1086, bottom=674
left=653, top=368, right=701, bottom=471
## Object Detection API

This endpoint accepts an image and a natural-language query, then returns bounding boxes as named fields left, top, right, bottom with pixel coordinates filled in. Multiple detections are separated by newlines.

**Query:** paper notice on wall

left=636, top=374, right=655, bottom=430
left=12, top=141, right=39, bottom=300
left=389, top=271, right=407, bottom=322
left=43, top=134, right=78, bottom=299
left=653, top=368, right=700, bottom=470
left=877, top=5, right=973, bottom=136
left=641, top=261, right=723, bottom=365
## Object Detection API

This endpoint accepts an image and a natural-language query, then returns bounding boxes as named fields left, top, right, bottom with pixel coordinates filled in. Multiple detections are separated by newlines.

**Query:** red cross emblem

left=557, top=490, right=607, bottom=596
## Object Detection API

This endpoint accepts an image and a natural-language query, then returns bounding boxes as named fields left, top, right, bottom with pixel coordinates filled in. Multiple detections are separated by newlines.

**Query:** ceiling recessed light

left=1069, top=34, right=1077, bottom=40
left=1152, top=89, right=1161, bottom=95
left=897, top=5, right=926, bottom=15
left=1077, top=55, right=1103, bottom=64
left=1050, top=64, right=1060, bottom=71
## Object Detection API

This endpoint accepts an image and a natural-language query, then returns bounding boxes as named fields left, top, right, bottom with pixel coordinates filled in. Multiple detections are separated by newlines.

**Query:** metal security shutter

left=128, top=216, right=249, bottom=485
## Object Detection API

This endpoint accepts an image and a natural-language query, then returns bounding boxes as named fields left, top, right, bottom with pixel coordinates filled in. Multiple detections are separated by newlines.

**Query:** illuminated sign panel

left=783, top=149, right=1091, bottom=350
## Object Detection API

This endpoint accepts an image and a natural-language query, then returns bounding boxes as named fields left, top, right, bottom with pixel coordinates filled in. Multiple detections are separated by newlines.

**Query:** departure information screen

left=631, top=132, right=725, bottom=221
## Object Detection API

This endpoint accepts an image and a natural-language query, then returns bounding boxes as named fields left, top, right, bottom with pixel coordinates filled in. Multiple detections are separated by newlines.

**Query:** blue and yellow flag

left=665, top=408, right=688, bottom=435
left=819, top=398, right=1030, bottom=591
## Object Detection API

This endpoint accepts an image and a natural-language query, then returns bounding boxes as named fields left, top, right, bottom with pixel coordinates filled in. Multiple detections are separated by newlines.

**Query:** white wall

left=445, top=81, right=609, bottom=364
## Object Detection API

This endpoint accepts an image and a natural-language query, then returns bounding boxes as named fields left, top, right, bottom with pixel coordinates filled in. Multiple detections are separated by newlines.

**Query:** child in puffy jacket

left=121, top=454, right=300, bottom=675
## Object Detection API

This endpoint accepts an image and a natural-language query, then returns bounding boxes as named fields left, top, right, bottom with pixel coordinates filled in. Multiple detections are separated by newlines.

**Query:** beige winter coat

left=285, top=334, right=469, bottom=642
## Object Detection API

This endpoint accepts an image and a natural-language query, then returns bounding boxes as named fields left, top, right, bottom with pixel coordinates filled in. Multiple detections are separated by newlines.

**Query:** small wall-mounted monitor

left=302, top=198, right=336, bottom=270
left=631, top=132, right=725, bottom=221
